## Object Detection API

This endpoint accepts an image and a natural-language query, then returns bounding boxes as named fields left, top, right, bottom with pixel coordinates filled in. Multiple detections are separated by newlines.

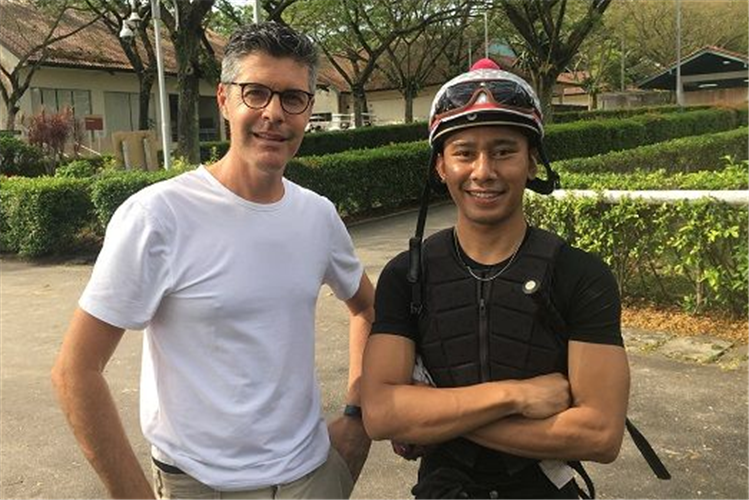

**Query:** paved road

left=1, top=203, right=747, bottom=499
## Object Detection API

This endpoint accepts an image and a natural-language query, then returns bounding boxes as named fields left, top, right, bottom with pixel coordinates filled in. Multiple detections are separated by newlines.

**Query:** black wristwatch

left=343, top=404, right=362, bottom=418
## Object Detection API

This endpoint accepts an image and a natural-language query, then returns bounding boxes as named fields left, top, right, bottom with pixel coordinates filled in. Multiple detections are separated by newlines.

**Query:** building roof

left=0, top=0, right=225, bottom=76
left=638, top=45, right=749, bottom=91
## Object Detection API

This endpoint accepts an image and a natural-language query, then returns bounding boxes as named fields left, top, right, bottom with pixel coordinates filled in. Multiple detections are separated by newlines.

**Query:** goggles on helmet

left=428, top=65, right=544, bottom=145
left=433, top=80, right=539, bottom=118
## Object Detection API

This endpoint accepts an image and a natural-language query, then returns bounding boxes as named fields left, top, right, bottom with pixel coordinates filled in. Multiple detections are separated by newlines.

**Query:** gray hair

left=221, top=21, right=319, bottom=92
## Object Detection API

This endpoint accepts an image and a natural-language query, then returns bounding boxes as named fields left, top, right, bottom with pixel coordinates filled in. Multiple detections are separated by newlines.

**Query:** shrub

left=554, top=127, right=749, bottom=175
left=200, top=121, right=428, bottom=161
left=25, top=108, right=75, bottom=174
left=525, top=194, right=748, bottom=316
left=553, top=104, right=712, bottom=124
left=0, top=135, right=47, bottom=177
left=55, top=159, right=101, bottom=178
left=90, top=169, right=180, bottom=229
left=287, top=141, right=431, bottom=216
left=0, top=176, right=93, bottom=256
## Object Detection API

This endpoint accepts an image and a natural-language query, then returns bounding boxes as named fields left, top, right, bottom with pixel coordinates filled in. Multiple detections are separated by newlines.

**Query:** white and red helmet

left=427, top=58, right=558, bottom=195
left=429, top=58, right=544, bottom=146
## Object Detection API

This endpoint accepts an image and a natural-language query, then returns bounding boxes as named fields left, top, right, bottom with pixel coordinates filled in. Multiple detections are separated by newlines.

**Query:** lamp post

left=120, top=0, right=172, bottom=169
left=675, top=0, right=684, bottom=107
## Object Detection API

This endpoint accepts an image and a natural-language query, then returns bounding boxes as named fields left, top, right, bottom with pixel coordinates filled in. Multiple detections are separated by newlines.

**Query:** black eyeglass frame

left=224, top=81, right=315, bottom=115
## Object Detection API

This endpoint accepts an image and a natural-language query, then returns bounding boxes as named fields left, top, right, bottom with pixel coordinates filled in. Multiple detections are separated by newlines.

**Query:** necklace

left=452, top=228, right=522, bottom=282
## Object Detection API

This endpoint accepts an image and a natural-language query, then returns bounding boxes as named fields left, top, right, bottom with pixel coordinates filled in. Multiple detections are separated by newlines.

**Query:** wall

left=5, top=62, right=222, bottom=153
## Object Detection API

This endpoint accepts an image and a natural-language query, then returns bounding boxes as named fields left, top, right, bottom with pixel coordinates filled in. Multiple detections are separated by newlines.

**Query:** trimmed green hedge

left=0, top=177, right=93, bottom=256
left=525, top=194, right=748, bottom=316
left=561, top=163, right=748, bottom=190
left=203, top=107, right=744, bottom=166
left=200, top=121, right=429, bottom=161
left=286, top=141, right=431, bottom=216
left=90, top=169, right=181, bottom=229
left=553, top=104, right=712, bottom=123
left=0, top=135, right=47, bottom=177
left=544, top=108, right=742, bottom=160
left=200, top=106, right=744, bottom=161
left=3, top=127, right=744, bottom=257
left=555, top=127, right=749, bottom=175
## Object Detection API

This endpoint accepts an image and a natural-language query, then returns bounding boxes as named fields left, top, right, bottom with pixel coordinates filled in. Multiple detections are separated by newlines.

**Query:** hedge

left=544, top=107, right=742, bottom=160
left=200, top=106, right=743, bottom=165
left=525, top=194, right=748, bottom=316
left=553, top=104, right=713, bottom=123
left=0, top=135, right=47, bottom=177
left=555, top=127, right=749, bottom=175
left=200, top=106, right=744, bottom=161
left=200, top=121, right=429, bottom=161
left=3, top=127, right=744, bottom=257
left=285, top=141, right=431, bottom=216
left=0, top=176, right=93, bottom=256
left=561, top=162, right=748, bottom=191
left=89, top=169, right=181, bottom=229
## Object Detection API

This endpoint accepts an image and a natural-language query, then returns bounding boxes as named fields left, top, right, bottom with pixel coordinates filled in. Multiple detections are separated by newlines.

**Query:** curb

left=622, top=326, right=748, bottom=370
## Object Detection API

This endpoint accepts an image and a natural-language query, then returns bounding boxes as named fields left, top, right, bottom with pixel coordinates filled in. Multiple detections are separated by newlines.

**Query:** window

left=30, top=88, right=92, bottom=116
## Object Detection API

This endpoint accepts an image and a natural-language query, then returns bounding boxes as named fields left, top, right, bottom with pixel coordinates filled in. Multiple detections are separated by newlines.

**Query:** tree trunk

left=404, top=88, right=414, bottom=124
left=4, top=105, right=19, bottom=130
left=589, top=91, right=599, bottom=111
left=137, top=72, right=156, bottom=131
left=352, top=85, right=368, bottom=128
left=535, top=73, right=558, bottom=124
left=173, top=29, right=201, bottom=163
left=177, top=71, right=200, bottom=162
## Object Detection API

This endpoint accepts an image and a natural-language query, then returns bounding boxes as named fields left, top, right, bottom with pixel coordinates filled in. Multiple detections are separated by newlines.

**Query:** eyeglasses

left=224, top=82, right=315, bottom=115
left=434, top=80, right=538, bottom=117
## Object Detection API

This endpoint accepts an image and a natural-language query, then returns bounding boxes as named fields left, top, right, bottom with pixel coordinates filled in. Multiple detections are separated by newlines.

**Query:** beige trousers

left=152, top=449, right=354, bottom=499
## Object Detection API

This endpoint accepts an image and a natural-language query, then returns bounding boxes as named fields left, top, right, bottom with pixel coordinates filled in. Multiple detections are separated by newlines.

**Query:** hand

left=391, top=441, right=430, bottom=461
left=328, top=416, right=372, bottom=484
left=517, top=372, right=571, bottom=419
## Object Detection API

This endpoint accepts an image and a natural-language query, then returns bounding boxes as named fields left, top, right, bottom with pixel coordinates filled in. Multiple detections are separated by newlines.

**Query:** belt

left=152, top=457, right=186, bottom=475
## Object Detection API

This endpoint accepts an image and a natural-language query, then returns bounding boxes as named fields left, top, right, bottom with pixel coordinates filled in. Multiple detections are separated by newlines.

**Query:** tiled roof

left=0, top=0, right=225, bottom=75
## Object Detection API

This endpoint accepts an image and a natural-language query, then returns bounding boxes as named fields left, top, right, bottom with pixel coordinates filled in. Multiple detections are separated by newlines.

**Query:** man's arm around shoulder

left=51, top=308, right=154, bottom=499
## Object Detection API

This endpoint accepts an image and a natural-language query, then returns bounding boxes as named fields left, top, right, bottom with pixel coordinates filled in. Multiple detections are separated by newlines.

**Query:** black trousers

left=412, top=451, right=579, bottom=499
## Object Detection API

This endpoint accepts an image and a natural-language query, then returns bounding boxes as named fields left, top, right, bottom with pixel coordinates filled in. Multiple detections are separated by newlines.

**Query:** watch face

left=344, top=405, right=362, bottom=417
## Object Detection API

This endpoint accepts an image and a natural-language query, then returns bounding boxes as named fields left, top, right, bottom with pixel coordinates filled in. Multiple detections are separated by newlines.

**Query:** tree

left=292, top=0, right=473, bottom=127
left=604, top=0, right=748, bottom=85
left=495, top=0, right=613, bottom=121
left=209, top=0, right=301, bottom=35
left=83, top=0, right=158, bottom=131
left=0, top=0, right=101, bottom=130
left=377, top=5, right=474, bottom=123
left=571, top=27, right=618, bottom=109
left=159, top=0, right=217, bottom=163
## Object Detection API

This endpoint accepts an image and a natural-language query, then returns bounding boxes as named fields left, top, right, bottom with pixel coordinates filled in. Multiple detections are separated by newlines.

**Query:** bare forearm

left=363, top=381, right=526, bottom=444
left=53, top=369, right=153, bottom=498
left=346, top=313, right=371, bottom=405
left=467, top=406, right=626, bottom=463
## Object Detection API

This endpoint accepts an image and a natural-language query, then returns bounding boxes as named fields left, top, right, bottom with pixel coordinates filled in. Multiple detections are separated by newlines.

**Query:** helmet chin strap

left=409, top=141, right=560, bottom=287
left=526, top=141, right=560, bottom=195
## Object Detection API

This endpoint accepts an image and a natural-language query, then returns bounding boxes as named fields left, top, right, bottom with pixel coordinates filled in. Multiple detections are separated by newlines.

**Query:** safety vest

left=413, top=226, right=565, bottom=474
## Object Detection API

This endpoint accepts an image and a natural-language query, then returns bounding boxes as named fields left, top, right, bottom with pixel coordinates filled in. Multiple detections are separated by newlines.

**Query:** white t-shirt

left=79, top=166, right=363, bottom=490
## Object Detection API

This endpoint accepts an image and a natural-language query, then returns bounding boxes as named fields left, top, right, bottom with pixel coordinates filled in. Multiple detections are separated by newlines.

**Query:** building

left=637, top=45, right=748, bottom=106
left=0, top=0, right=226, bottom=155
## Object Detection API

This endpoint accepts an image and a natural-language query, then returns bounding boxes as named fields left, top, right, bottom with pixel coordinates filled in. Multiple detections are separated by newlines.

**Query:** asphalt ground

left=1, top=202, right=747, bottom=499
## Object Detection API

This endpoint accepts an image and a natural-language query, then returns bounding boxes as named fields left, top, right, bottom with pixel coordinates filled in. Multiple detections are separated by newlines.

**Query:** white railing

left=542, top=189, right=749, bottom=206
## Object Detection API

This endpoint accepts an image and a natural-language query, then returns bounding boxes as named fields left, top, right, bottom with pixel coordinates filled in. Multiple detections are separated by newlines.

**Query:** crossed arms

left=360, top=334, right=630, bottom=463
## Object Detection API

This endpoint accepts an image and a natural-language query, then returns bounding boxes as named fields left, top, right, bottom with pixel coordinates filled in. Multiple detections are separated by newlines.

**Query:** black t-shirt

left=372, top=229, right=623, bottom=347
